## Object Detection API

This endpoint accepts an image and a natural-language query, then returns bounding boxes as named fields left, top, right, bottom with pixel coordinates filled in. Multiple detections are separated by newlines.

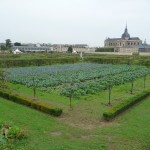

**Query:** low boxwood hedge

left=0, top=90, right=62, bottom=117
left=103, top=90, right=150, bottom=121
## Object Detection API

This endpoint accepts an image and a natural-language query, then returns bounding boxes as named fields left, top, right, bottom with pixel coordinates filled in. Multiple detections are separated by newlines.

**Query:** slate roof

left=105, top=26, right=141, bottom=41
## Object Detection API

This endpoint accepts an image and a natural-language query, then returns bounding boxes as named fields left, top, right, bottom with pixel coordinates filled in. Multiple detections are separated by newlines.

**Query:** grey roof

left=105, top=37, right=140, bottom=41
left=121, top=26, right=130, bottom=39
left=106, top=38, right=122, bottom=41
left=105, top=25, right=141, bottom=41
left=130, top=37, right=140, bottom=40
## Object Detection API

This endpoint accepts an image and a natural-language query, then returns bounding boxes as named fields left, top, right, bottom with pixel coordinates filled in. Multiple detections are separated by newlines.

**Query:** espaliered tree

left=130, top=79, right=134, bottom=94
left=107, top=79, right=114, bottom=105
left=32, top=77, right=38, bottom=98
left=65, top=83, right=78, bottom=110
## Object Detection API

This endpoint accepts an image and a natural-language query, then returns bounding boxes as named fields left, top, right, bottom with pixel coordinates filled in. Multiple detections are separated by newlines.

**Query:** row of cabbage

left=61, top=69, right=150, bottom=97
left=7, top=64, right=144, bottom=88
left=7, top=63, right=111, bottom=78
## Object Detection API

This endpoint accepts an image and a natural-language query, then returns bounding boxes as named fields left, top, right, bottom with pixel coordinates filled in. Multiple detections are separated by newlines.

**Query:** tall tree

left=0, top=45, right=7, bottom=51
left=5, top=39, right=12, bottom=49
left=67, top=46, right=73, bottom=53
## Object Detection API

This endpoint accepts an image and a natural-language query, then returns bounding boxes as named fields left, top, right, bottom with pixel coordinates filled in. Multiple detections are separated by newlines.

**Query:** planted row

left=7, top=64, right=144, bottom=88
left=0, top=90, right=62, bottom=117
left=103, top=89, right=150, bottom=121
left=61, top=69, right=150, bottom=97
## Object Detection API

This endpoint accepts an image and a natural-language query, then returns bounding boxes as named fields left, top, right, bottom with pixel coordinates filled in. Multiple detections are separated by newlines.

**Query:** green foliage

left=103, top=89, right=150, bottom=121
left=6, top=63, right=150, bottom=98
left=0, top=90, right=63, bottom=117
left=0, top=57, right=79, bottom=68
left=84, top=55, right=150, bottom=67
left=95, top=47, right=114, bottom=52
left=0, top=121, right=26, bottom=150
left=67, top=46, right=73, bottom=53
left=5, top=39, right=12, bottom=49
left=0, top=69, right=8, bottom=90
left=14, top=42, right=21, bottom=46
left=0, top=45, right=7, bottom=51
left=62, top=68, right=150, bottom=97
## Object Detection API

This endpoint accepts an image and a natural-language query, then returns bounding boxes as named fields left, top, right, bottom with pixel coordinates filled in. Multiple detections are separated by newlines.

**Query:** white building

left=12, top=43, right=52, bottom=53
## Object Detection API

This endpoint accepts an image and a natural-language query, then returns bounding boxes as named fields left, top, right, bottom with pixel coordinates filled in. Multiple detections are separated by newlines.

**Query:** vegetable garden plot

left=6, top=63, right=150, bottom=97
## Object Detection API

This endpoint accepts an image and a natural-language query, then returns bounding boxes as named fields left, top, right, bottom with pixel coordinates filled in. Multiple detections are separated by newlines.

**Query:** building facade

left=139, top=40, right=150, bottom=53
left=52, top=44, right=89, bottom=53
left=104, top=26, right=142, bottom=53
left=12, top=43, right=52, bottom=52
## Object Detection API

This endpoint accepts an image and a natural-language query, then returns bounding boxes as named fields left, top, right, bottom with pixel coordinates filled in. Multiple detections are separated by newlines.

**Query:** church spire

left=121, top=23, right=130, bottom=39
left=125, top=22, right=128, bottom=31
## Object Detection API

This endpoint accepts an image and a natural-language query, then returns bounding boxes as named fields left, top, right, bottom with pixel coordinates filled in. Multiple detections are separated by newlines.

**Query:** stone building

left=104, top=25, right=142, bottom=53
left=139, top=40, right=150, bottom=53
left=52, top=44, right=89, bottom=53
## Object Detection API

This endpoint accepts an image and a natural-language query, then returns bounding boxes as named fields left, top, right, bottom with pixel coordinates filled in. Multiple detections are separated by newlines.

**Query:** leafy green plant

left=0, top=122, right=26, bottom=150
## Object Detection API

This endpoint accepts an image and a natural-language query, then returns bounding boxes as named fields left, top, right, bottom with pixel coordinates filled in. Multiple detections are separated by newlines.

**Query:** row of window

left=14, top=47, right=51, bottom=51
left=105, top=42, right=140, bottom=46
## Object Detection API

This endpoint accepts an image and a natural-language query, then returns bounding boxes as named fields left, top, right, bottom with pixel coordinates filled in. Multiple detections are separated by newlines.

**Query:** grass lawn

left=0, top=93, right=150, bottom=149
left=1, top=65, right=150, bottom=149
left=7, top=75, right=150, bottom=128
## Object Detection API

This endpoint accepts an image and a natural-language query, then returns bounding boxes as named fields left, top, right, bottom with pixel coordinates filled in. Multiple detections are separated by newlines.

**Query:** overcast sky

left=0, top=0, right=150, bottom=47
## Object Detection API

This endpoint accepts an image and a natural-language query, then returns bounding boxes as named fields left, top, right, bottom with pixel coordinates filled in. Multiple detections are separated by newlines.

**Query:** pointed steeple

left=125, top=23, right=128, bottom=32
left=121, top=23, right=130, bottom=40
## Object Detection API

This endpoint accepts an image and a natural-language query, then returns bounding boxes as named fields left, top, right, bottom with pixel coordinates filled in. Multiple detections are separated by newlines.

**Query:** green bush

left=103, top=90, right=150, bottom=121
left=0, top=122, right=26, bottom=149
left=0, top=90, right=62, bottom=117
left=95, top=48, right=114, bottom=52
left=0, top=57, right=80, bottom=68
left=40, top=104, right=62, bottom=116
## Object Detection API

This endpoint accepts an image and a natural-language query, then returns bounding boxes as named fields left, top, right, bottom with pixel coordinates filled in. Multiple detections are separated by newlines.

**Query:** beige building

left=52, top=44, right=89, bottom=53
left=104, top=25, right=142, bottom=53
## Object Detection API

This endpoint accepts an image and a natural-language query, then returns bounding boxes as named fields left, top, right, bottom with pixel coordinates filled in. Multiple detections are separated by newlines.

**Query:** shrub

left=40, top=104, right=63, bottom=116
left=0, top=57, right=80, bottom=68
left=103, top=90, right=150, bottom=121
left=0, top=122, right=26, bottom=149
left=95, top=48, right=114, bottom=52
left=0, top=90, right=63, bottom=117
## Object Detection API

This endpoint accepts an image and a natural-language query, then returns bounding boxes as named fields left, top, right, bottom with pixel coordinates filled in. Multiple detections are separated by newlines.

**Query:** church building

left=104, top=25, right=142, bottom=53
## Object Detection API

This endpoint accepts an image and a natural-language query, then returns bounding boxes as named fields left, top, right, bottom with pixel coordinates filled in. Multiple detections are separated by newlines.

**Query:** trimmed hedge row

left=0, top=90, right=62, bottom=117
left=84, top=56, right=150, bottom=67
left=0, top=57, right=80, bottom=68
left=95, top=48, right=114, bottom=52
left=103, top=89, right=150, bottom=121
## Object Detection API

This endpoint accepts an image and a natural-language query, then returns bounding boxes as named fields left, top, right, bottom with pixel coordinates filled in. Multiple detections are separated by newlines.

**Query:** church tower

left=121, top=24, right=130, bottom=40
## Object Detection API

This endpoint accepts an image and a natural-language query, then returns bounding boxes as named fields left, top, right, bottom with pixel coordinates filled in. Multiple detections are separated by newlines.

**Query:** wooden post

left=144, top=76, right=146, bottom=89
left=34, top=86, right=36, bottom=98
left=108, top=86, right=111, bottom=105
left=69, top=94, right=72, bottom=110
left=33, top=77, right=36, bottom=98
left=131, top=81, right=134, bottom=94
